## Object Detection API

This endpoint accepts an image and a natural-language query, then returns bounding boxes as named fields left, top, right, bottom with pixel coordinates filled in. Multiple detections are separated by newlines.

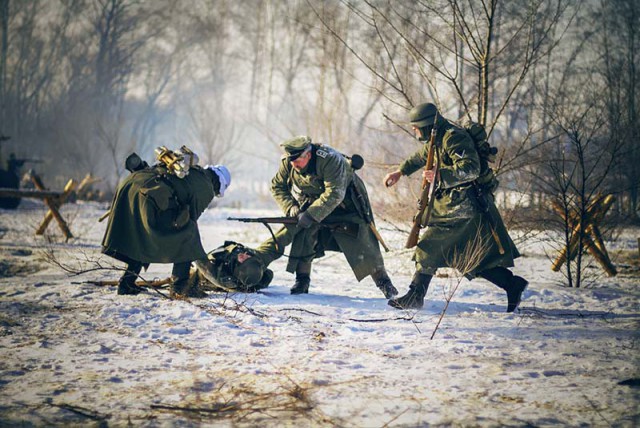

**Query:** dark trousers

left=171, top=261, right=191, bottom=280
left=121, top=260, right=191, bottom=282
left=478, top=266, right=515, bottom=290
left=121, top=261, right=142, bottom=284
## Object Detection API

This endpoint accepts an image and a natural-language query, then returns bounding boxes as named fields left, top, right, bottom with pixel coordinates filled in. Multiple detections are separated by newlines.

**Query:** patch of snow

left=0, top=202, right=638, bottom=426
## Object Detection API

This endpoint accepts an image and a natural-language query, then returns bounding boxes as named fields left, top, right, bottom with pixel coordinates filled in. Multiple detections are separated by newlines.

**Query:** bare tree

left=0, top=0, right=8, bottom=135
left=598, top=0, right=640, bottom=221
left=534, top=101, right=622, bottom=287
left=305, top=0, right=574, bottom=227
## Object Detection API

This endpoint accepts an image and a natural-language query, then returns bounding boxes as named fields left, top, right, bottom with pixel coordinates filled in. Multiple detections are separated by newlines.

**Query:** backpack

left=463, top=121, right=499, bottom=193
left=137, top=166, right=191, bottom=231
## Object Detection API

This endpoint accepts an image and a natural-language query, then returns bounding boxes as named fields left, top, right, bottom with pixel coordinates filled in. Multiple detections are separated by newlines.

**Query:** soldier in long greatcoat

left=384, top=103, right=528, bottom=312
left=102, top=162, right=231, bottom=297
left=257, top=136, right=398, bottom=298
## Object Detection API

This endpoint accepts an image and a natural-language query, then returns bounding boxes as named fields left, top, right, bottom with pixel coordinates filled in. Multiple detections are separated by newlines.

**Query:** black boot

left=291, top=262, right=311, bottom=295
left=186, top=270, right=208, bottom=298
left=290, top=273, right=310, bottom=295
left=170, top=277, right=190, bottom=298
left=117, top=277, right=142, bottom=295
left=170, top=261, right=192, bottom=298
left=117, top=262, right=142, bottom=296
left=372, top=268, right=398, bottom=299
left=388, top=272, right=432, bottom=310
left=479, top=267, right=528, bottom=313
left=506, top=276, right=528, bottom=313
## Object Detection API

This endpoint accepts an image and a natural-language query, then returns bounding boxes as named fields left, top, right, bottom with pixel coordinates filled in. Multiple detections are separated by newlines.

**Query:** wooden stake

left=31, top=174, right=76, bottom=241
left=551, top=194, right=616, bottom=276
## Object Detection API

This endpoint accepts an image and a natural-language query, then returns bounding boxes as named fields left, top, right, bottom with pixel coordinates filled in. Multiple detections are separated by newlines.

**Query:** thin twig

left=45, top=401, right=108, bottom=422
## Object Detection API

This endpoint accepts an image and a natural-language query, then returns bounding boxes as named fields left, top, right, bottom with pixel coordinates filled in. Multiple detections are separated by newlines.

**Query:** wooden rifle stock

left=405, top=115, right=438, bottom=249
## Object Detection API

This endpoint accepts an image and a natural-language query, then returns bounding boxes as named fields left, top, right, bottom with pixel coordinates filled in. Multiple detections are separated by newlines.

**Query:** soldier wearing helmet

left=384, top=103, right=528, bottom=312
left=194, top=241, right=273, bottom=293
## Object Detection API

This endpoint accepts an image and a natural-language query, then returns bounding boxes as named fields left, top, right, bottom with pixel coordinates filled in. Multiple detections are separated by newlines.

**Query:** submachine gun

left=228, top=153, right=390, bottom=252
left=227, top=212, right=360, bottom=252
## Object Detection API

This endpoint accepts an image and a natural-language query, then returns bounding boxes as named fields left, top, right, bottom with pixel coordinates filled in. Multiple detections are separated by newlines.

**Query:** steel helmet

left=409, top=103, right=438, bottom=128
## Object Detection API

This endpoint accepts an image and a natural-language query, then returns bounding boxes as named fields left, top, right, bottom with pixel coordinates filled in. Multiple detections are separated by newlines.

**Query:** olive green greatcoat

left=399, top=119, right=520, bottom=278
left=101, top=165, right=216, bottom=264
left=261, top=144, right=384, bottom=281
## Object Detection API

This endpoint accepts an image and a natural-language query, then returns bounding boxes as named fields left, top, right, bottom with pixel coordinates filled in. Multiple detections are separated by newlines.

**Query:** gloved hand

left=297, top=211, right=316, bottom=229
left=288, top=205, right=301, bottom=217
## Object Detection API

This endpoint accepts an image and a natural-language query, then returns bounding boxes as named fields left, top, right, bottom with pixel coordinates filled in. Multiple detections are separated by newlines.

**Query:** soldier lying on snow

left=193, top=241, right=273, bottom=293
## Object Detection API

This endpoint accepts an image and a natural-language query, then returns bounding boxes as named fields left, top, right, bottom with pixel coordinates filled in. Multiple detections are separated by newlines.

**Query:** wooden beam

left=0, top=188, right=63, bottom=199
left=551, top=194, right=617, bottom=276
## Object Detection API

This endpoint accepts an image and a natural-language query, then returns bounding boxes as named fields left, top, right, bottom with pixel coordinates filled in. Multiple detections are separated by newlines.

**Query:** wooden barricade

left=551, top=194, right=617, bottom=276
left=0, top=173, right=76, bottom=241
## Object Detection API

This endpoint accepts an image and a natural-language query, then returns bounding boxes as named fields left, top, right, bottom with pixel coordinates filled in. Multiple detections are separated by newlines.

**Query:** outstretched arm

left=384, top=170, right=403, bottom=187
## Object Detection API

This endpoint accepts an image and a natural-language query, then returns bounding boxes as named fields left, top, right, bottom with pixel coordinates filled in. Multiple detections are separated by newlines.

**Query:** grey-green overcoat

left=101, top=165, right=216, bottom=264
left=399, top=119, right=520, bottom=277
left=261, top=144, right=384, bottom=281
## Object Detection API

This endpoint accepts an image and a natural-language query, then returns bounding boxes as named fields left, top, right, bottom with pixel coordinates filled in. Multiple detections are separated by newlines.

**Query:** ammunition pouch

left=140, top=171, right=190, bottom=232
left=476, top=169, right=499, bottom=194
left=469, top=182, right=490, bottom=214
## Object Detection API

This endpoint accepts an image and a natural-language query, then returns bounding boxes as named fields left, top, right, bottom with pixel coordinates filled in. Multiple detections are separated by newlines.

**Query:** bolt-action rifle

left=405, top=113, right=439, bottom=249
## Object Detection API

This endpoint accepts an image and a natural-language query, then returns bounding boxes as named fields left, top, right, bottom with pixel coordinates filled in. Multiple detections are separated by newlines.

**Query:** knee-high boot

left=118, top=261, right=143, bottom=295
left=478, top=267, right=528, bottom=313
left=388, top=272, right=432, bottom=310
left=371, top=267, right=398, bottom=299
left=171, top=261, right=192, bottom=298
left=290, top=262, right=312, bottom=295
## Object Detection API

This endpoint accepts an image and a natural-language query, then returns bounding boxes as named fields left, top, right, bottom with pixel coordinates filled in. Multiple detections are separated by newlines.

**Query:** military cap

left=233, top=257, right=264, bottom=286
left=409, top=103, right=439, bottom=128
left=280, top=135, right=312, bottom=160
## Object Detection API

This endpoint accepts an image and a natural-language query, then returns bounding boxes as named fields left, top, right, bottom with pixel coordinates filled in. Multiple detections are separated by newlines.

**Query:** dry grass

left=149, top=371, right=346, bottom=427
left=430, top=226, right=490, bottom=339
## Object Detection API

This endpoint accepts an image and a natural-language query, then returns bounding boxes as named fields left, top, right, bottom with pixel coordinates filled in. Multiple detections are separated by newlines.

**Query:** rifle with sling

left=405, top=113, right=439, bottom=249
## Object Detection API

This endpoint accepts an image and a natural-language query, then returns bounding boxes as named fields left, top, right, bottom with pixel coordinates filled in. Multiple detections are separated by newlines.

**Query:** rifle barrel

left=227, top=216, right=298, bottom=224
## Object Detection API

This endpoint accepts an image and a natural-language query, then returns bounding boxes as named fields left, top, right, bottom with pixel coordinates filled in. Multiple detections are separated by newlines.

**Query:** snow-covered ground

left=1, top=200, right=638, bottom=427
